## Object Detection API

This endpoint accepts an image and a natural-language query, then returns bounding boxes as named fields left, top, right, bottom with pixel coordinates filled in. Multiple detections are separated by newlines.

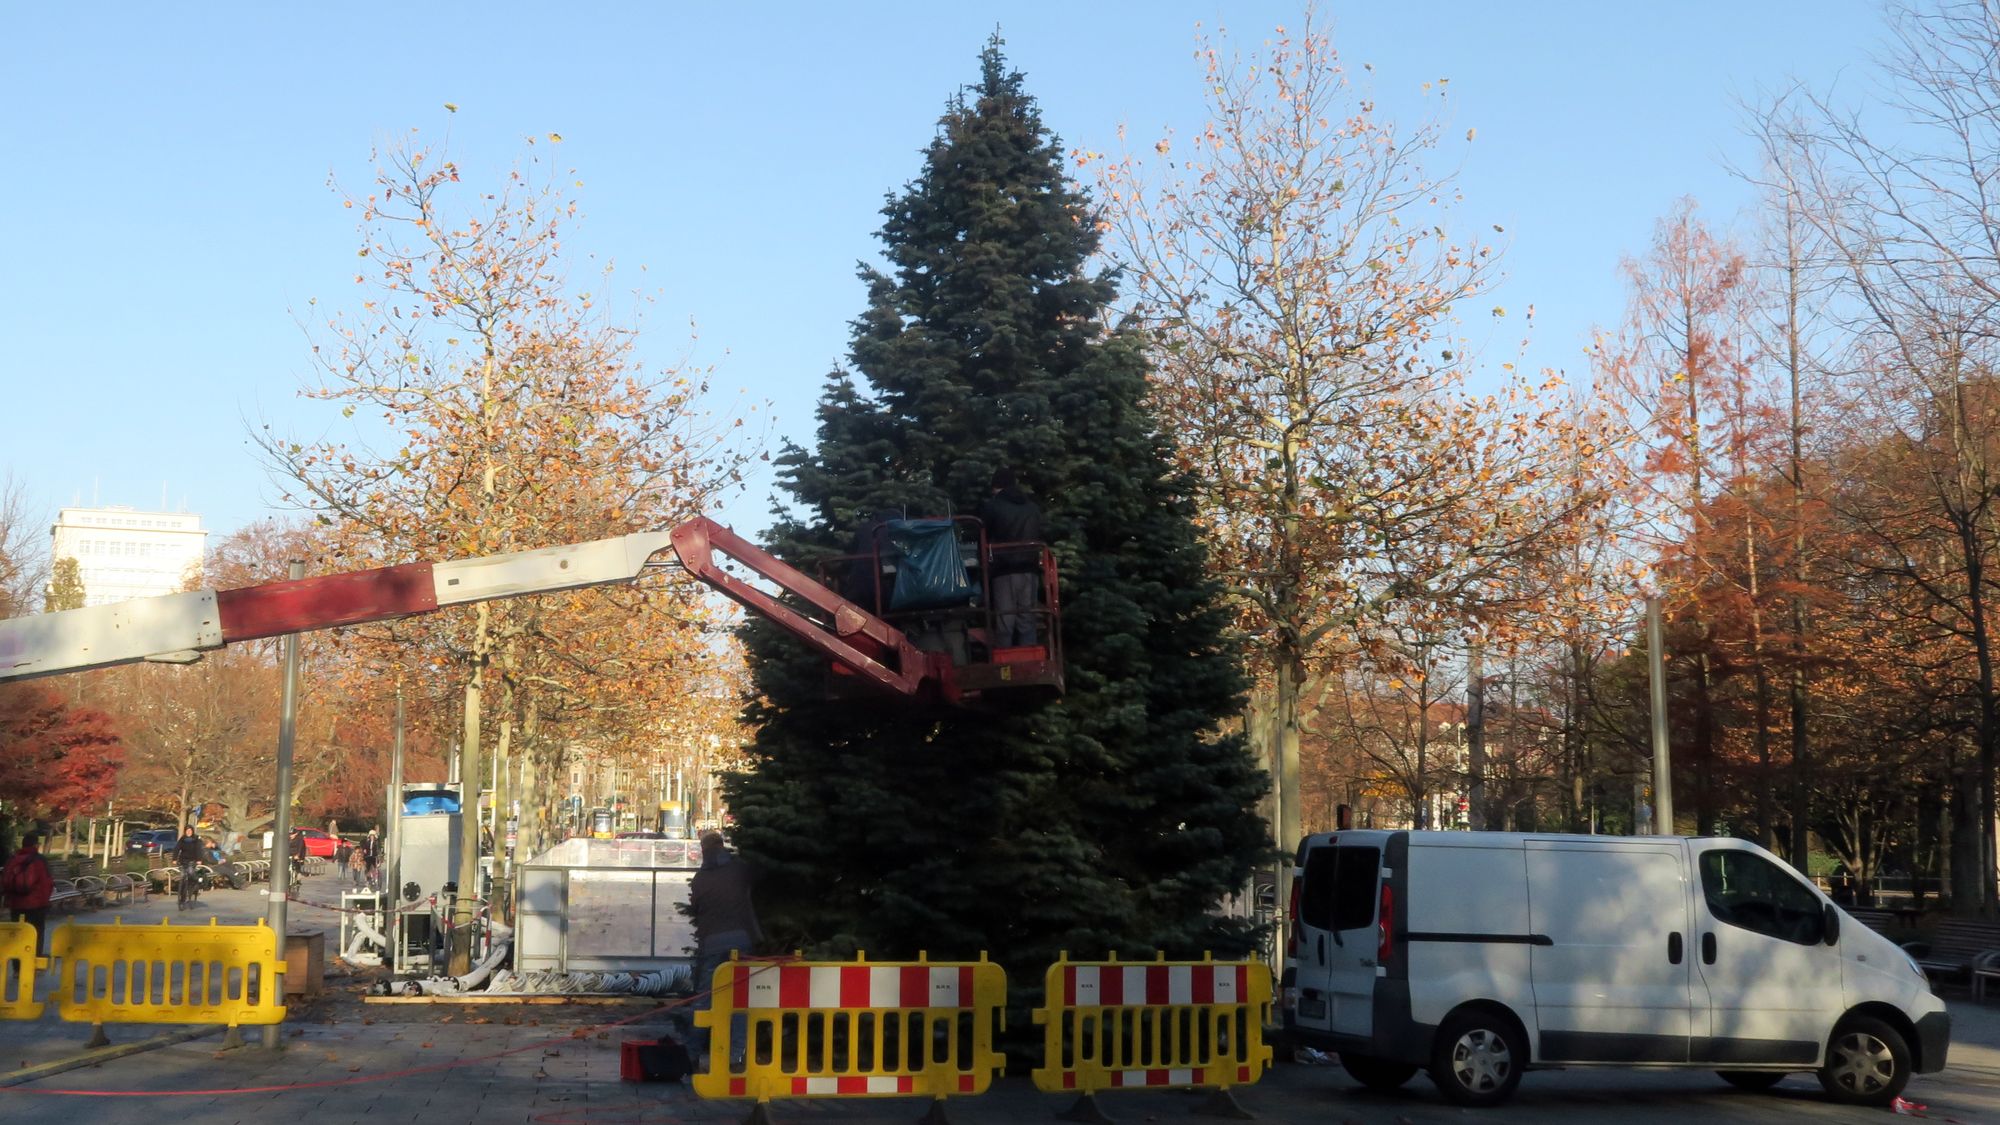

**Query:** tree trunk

left=1693, top=654, right=1717, bottom=838
left=1784, top=191, right=1813, bottom=873
left=450, top=603, right=491, bottom=975
left=1273, top=663, right=1303, bottom=951
left=1952, top=765, right=1982, bottom=912
left=1568, top=637, right=1591, bottom=832
left=1957, top=505, right=1999, bottom=915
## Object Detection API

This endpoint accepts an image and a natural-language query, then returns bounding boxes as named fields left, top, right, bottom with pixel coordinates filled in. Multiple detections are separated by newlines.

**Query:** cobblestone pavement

left=2, top=874, right=1996, bottom=1123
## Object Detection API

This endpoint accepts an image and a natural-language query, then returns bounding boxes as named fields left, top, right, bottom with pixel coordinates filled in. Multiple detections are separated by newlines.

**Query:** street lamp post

left=1646, top=596, right=1675, bottom=835
left=262, top=559, right=305, bottom=1051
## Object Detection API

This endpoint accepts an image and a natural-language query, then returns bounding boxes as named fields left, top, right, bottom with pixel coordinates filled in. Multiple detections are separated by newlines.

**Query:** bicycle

left=177, top=862, right=200, bottom=910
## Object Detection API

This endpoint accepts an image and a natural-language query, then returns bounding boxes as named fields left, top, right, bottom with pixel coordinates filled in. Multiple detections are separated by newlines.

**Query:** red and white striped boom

left=0, top=518, right=950, bottom=701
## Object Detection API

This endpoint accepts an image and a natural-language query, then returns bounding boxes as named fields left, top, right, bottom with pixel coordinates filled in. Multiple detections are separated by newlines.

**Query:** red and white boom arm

left=0, top=517, right=947, bottom=699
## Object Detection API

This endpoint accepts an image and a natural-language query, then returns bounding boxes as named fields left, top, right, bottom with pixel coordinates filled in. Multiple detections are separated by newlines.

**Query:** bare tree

left=0, top=475, right=48, bottom=620
left=1753, top=0, right=2000, bottom=912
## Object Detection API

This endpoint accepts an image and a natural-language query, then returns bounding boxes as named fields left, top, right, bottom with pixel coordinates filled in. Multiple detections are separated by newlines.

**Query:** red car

left=296, top=829, right=339, bottom=858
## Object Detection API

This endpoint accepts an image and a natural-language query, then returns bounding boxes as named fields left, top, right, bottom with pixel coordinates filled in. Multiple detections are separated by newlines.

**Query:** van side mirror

left=1823, top=902, right=1840, bottom=946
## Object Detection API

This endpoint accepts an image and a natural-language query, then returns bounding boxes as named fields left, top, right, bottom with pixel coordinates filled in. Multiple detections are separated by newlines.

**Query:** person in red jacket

left=3, top=832, right=54, bottom=955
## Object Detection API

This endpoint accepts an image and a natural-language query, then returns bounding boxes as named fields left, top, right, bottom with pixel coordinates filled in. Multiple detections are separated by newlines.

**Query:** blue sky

left=1, top=2, right=1887, bottom=552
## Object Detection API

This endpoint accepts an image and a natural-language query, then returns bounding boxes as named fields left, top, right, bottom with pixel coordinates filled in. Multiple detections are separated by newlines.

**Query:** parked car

left=1281, top=830, right=1949, bottom=1108
left=125, top=828, right=178, bottom=857
left=296, top=828, right=339, bottom=858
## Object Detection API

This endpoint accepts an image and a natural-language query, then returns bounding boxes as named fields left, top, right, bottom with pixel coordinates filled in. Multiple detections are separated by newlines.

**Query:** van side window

left=1301, top=845, right=1380, bottom=932
left=1699, top=850, right=1823, bottom=945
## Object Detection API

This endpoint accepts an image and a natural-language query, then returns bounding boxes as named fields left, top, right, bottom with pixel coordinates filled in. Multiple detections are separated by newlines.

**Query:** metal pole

left=1466, top=640, right=1486, bottom=831
left=387, top=685, right=405, bottom=966
left=1646, top=596, right=1675, bottom=836
left=262, top=559, right=305, bottom=1050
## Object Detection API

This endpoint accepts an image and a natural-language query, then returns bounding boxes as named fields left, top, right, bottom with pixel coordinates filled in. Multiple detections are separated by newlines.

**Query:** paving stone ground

left=4, top=871, right=1999, bottom=1123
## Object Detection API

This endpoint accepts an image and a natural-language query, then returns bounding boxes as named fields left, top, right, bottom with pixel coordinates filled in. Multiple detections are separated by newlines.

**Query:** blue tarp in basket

left=885, top=519, right=974, bottom=611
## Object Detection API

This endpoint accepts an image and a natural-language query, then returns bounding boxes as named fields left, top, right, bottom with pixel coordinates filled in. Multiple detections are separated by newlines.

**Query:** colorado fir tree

left=725, top=39, right=1267, bottom=982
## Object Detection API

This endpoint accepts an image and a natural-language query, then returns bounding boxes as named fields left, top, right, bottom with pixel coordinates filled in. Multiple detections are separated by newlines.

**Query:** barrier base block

left=1058, top=1093, right=1116, bottom=1124
left=916, top=1097, right=954, bottom=1125
left=85, top=1024, right=108, bottom=1050
left=740, top=1102, right=778, bottom=1125
left=1195, top=1088, right=1254, bottom=1120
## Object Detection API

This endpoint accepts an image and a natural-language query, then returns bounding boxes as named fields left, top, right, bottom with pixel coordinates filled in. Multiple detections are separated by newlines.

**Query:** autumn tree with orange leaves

left=1594, top=199, right=1776, bottom=837
left=262, top=135, right=757, bottom=968
left=1096, top=14, right=1618, bottom=914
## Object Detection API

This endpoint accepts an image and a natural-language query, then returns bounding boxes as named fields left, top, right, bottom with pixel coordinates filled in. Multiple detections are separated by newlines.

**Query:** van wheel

left=1817, top=1016, right=1911, bottom=1107
left=1718, top=1070, right=1787, bottom=1091
left=1338, top=1052, right=1417, bottom=1091
left=1428, top=1009, right=1525, bottom=1107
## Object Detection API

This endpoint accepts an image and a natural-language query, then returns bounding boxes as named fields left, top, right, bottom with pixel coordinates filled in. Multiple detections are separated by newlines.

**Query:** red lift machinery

left=0, top=517, right=1061, bottom=706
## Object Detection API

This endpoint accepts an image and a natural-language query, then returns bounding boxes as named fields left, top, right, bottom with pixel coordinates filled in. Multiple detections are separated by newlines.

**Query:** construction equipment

left=0, top=516, right=1060, bottom=707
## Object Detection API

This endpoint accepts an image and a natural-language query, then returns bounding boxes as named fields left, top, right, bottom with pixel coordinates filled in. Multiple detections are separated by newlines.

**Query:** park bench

left=1901, top=918, right=2000, bottom=995
left=99, top=870, right=145, bottom=903
left=66, top=855, right=144, bottom=905
left=145, top=863, right=182, bottom=895
left=43, top=858, right=100, bottom=911
left=1846, top=908, right=1897, bottom=935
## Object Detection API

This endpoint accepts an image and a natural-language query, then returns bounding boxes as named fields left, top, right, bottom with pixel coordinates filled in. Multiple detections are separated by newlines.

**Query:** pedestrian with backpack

left=3, top=832, right=54, bottom=955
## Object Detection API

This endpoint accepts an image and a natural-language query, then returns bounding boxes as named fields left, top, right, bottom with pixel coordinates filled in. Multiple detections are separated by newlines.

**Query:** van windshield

left=1301, top=844, right=1380, bottom=932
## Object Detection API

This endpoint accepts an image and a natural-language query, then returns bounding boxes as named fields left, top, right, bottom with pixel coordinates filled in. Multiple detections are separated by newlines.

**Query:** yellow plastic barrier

left=692, top=952, right=1006, bottom=1116
left=1031, top=952, right=1272, bottom=1113
left=0, top=920, right=43, bottom=1020
left=48, top=917, right=286, bottom=1032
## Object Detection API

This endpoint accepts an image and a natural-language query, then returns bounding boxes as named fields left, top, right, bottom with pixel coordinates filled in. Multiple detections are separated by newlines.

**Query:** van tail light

left=1377, top=883, right=1395, bottom=964
left=1287, top=874, right=1303, bottom=958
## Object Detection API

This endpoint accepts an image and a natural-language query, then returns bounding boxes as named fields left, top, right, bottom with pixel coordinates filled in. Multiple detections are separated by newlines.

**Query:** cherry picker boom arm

left=666, top=519, right=951, bottom=701
left=0, top=517, right=950, bottom=700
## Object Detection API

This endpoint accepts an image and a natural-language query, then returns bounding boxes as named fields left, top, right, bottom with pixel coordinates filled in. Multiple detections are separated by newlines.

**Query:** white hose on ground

left=482, top=965, right=691, bottom=996
left=344, top=912, right=389, bottom=959
left=409, top=922, right=515, bottom=996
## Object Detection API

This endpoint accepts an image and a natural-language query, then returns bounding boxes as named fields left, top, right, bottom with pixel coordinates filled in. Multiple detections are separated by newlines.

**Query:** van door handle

left=1668, top=932, right=1683, bottom=964
left=1701, top=932, right=1717, bottom=964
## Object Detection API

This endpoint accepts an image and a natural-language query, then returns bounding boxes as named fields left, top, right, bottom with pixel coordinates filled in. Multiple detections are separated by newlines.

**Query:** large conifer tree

left=726, top=40, right=1266, bottom=977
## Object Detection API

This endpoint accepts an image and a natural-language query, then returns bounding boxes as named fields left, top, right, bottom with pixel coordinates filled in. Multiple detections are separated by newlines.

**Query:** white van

left=1279, top=830, right=1949, bottom=1107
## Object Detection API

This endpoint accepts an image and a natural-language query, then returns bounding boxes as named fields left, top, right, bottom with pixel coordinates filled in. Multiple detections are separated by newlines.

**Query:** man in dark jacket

left=977, top=467, right=1045, bottom=646
left=173, top=826, right=205, bottom=904
left=3, top=832, right=54, bottom=955
left=173, top=825, right=204, bottom=868
left=843, top=509, right=903, bottom=609
left=688, top=830, right=761, bottom=1066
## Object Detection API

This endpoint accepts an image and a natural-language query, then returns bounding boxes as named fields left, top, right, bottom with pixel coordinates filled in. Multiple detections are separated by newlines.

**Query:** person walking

left=288, top=827, right=307, bottom=891
left=364, top=829, right=381, bottom=889
left=688, top=830, right=761, bottom=1067
left=3, top=832, right=53, bottom=955
left=347, top=840, right=369, bottom=889
left=977, top=467, right=1045, bottom=647
left=173, top=825, right=205, bottom=910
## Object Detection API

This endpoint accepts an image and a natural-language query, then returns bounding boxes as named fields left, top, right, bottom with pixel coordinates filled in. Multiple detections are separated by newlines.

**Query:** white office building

left=49, top=506, right=207, bottom=606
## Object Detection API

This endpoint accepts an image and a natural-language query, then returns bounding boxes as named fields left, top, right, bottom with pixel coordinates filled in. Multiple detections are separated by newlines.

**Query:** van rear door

left=1525, top=839, right=1696, bottom=1063
left=1295, top=837, right=1383, bottom=1041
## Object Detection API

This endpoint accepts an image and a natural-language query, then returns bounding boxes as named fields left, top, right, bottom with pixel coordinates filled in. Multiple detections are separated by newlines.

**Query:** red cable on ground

left=0, top=957, right=797, bottom=1098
